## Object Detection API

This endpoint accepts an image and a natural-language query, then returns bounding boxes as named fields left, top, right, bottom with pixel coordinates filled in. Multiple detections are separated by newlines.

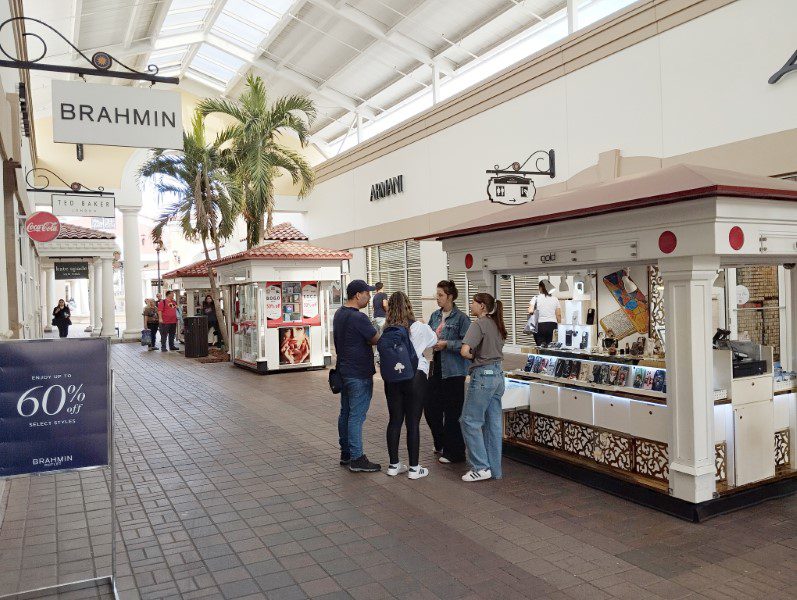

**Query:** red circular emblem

left=729, top=226, right=744, bottom=251
left=464, top=253, right=474, bottom=269
left=25, top=211, right=60, bottom=242
left=658, top=231, right=677, bottom=254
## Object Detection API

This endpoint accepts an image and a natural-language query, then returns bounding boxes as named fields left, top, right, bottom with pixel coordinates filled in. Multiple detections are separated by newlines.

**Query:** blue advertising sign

left=0, top=338, right=110, bottom=477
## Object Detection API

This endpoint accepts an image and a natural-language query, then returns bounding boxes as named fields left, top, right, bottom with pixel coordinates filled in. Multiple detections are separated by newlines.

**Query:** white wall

left=304, top=0, right=797, bottom=241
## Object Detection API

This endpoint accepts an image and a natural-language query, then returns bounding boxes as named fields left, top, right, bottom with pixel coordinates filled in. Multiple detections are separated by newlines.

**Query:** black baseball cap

left=346, top=279, right=376, bottom=298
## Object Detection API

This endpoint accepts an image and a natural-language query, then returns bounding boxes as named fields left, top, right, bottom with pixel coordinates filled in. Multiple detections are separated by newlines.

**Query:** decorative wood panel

left=593, top=430, right=633, bottom=471
left=504, top=410, right=532, bottom=444
left=715, top=442, right=727, bottom=482
left=634, top=439, right=669, bottom=481
left=564, top=421, right=594, bottom=459
left=533, top=414, right=562, bottom=449
left=775, top=429, right=790, bottom=468
left=648, top=265, right=665, bottom=351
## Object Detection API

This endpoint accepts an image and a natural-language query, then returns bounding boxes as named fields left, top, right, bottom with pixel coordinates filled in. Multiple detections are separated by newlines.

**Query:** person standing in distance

left=334, top=280, right=382, bottom=473
left=157, top=291, right=179, bottom=352
left=529, top=280, right=561, bottom=347
left=52, top=299, right=71, bottom=338
left=142, top=298, right=159, bottom=350
left=372, top=282, right=388, bottom=329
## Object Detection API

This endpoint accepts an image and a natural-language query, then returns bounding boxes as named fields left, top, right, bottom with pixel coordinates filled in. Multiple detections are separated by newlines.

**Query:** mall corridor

left=0, top=344, right=795, bottom=600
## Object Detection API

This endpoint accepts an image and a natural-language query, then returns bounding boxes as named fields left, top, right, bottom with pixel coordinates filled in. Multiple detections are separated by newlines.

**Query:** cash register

left=712, top=329, right=768, bottom=378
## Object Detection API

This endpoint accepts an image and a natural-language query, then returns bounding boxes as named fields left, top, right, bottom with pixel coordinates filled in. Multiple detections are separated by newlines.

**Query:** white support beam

left=123, top=0, right=146, bottom=48
left=308, top=0, right=456, bottom=75
left=69, top=0, right=83, bottom=80
left=567, top=0, right=577, bottom=34
left=432, top=62, right=440, bottom=104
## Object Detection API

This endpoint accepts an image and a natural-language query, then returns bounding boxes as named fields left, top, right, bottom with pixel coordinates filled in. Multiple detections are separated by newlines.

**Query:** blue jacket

left=428, top=304, right=471, bottom=378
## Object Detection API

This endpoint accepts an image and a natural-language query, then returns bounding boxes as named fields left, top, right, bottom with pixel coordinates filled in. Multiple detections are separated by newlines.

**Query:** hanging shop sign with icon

left=52, top=80, right=183, bottom=150
left=486, top=149, right=556, bottom=206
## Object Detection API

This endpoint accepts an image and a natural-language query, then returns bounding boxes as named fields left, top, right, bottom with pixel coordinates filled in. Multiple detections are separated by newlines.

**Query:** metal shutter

left=446, top=267, right=474, bottom=321
left=514, top=274, right=538, bottom=347
left=497, top=275, right=515, bottom=344
left=405, top=240, right=423, bottom=318
left=365, top=240, right=423, bottom=319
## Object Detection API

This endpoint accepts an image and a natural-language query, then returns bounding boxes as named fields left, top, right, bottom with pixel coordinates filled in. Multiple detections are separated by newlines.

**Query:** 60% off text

left=17, top=383, right=86, bottom=417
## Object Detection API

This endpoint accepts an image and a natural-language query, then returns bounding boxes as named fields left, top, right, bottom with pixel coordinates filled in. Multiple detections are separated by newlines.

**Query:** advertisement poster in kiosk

left=0, top=338, right=110, bottom=477
left=279, top=326, right=311, bottom=365
left=266, top=281, right=321, bottom=328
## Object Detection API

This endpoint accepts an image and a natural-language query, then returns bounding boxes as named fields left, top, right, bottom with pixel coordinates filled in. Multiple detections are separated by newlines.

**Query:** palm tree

left=197, top=75, right=316, bottom=247
left=138, top=110, right=241, bottom=350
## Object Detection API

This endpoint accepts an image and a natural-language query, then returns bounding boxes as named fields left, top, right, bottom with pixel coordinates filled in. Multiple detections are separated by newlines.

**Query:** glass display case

left=232, top=283, right=259, bottom=365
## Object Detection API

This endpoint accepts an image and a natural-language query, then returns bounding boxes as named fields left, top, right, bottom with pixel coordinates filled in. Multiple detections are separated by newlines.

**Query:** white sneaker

left=386, top=463, right=408, bottom=477
left=438, top=456, right=452, bottom=464
left=408, top=466, right=429, bottom=480
left=462, top=469, right=492, bottom=482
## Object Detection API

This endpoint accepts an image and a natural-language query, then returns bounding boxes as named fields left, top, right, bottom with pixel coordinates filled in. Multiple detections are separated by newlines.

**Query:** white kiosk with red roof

left=428, top=164, right=797, bottom=520
left=211, top=224, right=350, bottom=374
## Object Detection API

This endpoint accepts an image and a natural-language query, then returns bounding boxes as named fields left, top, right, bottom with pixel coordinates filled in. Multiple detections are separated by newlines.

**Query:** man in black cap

left=334, top=279, right=381, bottom=472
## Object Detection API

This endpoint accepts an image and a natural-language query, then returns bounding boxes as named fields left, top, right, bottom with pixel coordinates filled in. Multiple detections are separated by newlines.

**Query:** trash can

left=183, top=316, right=209, bottom=358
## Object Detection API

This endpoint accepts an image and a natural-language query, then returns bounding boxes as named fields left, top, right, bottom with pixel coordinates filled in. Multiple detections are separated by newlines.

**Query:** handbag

left=141, top=328, right=152, bottom=346
left=523, top=297, right=539, bottom=335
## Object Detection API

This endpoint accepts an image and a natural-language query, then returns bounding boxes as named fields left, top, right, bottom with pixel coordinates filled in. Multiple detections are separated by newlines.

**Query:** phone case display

left=523, top=352, right=667, bottom=398
left=279, top=326, right=311, bottom=365
left=233, top=284, right=259, bottom=363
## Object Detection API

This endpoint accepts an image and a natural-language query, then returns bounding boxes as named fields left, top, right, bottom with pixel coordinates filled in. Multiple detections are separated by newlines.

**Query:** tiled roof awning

left=211, top=241, right=352, bottom=267
left=263, top=223, right=309, bottom=241
left=163, top=259, right=210, bottom=280
left=57, top=223, right=116, bottom=240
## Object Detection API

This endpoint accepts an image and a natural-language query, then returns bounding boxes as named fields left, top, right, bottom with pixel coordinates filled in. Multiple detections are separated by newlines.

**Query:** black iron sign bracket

left=0, top=17, right=178, bottom=85
left=485, top=149, right=555, bottom=206
left=770, top=49, right=797, bottom=85
left=26, top=167, right=113, bottom=196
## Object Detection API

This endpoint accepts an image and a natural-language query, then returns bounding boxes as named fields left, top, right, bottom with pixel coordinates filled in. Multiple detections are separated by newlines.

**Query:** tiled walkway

left=2, top=343, right=797, bottom=599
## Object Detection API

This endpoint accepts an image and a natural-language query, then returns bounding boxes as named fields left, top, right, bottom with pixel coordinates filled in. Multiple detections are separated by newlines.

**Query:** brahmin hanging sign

left=52, top=80, right=183, bottom=150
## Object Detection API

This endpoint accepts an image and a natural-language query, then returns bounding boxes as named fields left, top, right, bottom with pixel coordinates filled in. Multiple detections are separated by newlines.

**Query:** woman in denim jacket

left=425, top=280, right=471, bottom=464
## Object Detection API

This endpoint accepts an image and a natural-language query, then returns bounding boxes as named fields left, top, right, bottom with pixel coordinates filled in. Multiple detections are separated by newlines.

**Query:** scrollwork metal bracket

left=485, top=149, right=556, bottom=178
left=0, top=17, right=178, bottom=84
left=26, top=167, right=112, bottom=196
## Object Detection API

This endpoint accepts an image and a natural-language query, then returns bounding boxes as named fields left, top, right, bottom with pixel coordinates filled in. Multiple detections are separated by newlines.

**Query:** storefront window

left=233, top=283, right=259, bottom=363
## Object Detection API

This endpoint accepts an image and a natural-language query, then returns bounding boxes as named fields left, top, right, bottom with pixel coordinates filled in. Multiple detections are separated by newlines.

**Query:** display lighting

left=558, top=274, right=569, bottom=293
left=622, top=268, right=638, bottom=293
left=583, top=272, right=595, bottom=294
left=714, top=270, right=726, bottom=288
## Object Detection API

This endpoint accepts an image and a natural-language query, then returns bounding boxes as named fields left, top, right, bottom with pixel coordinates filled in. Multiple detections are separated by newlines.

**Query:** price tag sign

left=0, top=338, right=110, bottom=477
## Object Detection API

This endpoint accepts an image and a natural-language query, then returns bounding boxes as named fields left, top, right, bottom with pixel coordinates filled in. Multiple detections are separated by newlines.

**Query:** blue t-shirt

left=372, top=292, right=387, bottom=318
left=333, top=307, right=377, bottom=378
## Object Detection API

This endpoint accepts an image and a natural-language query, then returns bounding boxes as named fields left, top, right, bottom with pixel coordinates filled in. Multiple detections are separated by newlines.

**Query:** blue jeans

left=460, top=364, right=505, bottom=478
left=339, top=377, right=373, bottom=460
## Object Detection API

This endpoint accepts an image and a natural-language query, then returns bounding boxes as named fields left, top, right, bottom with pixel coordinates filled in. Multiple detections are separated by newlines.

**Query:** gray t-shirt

left=462, top=317, right=504, bottom=372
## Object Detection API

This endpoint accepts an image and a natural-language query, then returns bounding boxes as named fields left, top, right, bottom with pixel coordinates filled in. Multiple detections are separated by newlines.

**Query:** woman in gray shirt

left=459, top=292, right=507, bottom=482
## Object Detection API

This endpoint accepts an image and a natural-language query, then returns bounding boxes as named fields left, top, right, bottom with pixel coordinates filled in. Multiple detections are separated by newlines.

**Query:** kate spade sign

left=52, top=80, right=183, bottom=150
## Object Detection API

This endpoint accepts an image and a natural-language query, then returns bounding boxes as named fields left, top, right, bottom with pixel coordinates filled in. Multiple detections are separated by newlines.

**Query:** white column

left=100, top=257, right=115, bottom=337
left=92, top=259, right=103, bottom=334
left=659, top=255, right=720, bottom=504
left=120, top=207, right=144, bottom=339
left=86, top=263, right=95, bottom=332
left=42, top=265, right=54, bottom=332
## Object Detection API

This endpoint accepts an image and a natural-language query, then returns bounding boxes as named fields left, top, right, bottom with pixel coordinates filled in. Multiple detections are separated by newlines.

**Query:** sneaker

left=408, top=466, right=429, bottom=480
left=340, top=452, right=351, bottom=466
left=462, top=469, right=492, bottom=482
left=349, top=455, right=381, bottom=473
left=438, top=456, right=452, bottom=464
left=433, top=448, right=443, bottom=455
left=386, top=463, right=408, bottom=477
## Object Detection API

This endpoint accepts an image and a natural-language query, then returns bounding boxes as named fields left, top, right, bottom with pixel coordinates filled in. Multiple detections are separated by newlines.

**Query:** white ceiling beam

left=69, top=0, right=83, bottom=80
left=123, top=0, right=146, bottom=49
left=307, top=0, right=456, bottom=75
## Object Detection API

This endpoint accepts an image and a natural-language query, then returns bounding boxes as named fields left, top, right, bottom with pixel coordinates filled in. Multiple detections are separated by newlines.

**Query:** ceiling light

left=714, top=270, right=725, bottom=288
left=622, top=269, right=638, bottom=293
left=583, top=273, right=594, bottom=294
left=558, top=274, right=569, bottom=293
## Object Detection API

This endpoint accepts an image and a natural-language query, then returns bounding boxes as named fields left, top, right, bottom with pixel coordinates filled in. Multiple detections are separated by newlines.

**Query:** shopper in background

left=372, top=282, right=388, bottom=329
left=157, top=291, right=179, bottom=352
left=334, top=279, right=382, bottom=473
left=426, top=280, right=471, bottom=464
left=142, top=299, right=159, bottom=351
left=460, top=293, right=507, bottom=482
left=379, top=291, right=437, bottom=480
left=52, top=299, right=71, bottom=338
left=202, top=294, right=222, bottom=348
left=529, top=280, right=561, bottom=347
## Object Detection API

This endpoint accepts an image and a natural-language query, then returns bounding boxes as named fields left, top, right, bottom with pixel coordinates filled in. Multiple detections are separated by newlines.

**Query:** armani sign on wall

left=52, top=80, right=183, bottom=150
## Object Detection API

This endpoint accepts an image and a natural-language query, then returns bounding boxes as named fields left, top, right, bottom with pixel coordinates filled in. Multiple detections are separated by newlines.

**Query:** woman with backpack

left=459, top=293, right=507, bottom=482
left=378, top=291, right=437, bottom=480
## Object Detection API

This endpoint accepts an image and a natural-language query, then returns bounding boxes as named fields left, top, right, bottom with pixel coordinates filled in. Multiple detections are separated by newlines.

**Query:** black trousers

left=384, top=371, right=427, bottom=466
left=534, top=321, right=557, bottom=346
left=147, top=322, right=159, bottom=347
left=56, top=323, right=69, bottom=338
left=209, top=320, right=222, bottom=346
left=159, top=323, right=177, bottom=349
left=425, top=367, right=466, bottom=462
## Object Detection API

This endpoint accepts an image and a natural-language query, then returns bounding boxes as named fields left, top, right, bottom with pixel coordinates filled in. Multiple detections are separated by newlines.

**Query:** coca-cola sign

left=25, top=212, right=61, bottom=243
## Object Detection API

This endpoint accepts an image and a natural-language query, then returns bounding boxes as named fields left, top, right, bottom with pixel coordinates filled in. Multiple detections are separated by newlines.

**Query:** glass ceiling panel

left=255, top=0, right=294, bottom=13
left=169, top=0, right=213, bottom=10
left=226, top=0, right=283, bottom=22
left=161, top=9, right=208, bottom=30
left=211, top=14, right=268, bottom=48
left=190, top=43, right=246, bottom=84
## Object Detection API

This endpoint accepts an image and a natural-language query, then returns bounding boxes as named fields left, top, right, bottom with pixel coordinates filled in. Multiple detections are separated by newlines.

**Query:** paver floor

left=2, top=342, right=797, bottom=599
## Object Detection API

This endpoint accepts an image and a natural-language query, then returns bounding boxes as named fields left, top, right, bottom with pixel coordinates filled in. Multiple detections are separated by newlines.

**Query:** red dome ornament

left=464, top=253, right=474, bottom=269
left=658, top=231, right=677, bottom=254
left=729, top=226, right=744, bottom=251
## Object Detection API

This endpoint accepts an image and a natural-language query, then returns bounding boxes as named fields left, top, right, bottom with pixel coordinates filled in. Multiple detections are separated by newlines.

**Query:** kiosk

left=162, top=259, right=217, bottom=345
left=427, top=164, right=797, bottom=520
left=211, top=237, right=350, bottom=374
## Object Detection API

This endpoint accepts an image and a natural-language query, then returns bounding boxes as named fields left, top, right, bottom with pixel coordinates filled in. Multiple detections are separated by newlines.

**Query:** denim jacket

left=428, top=304, right=471, bottom=378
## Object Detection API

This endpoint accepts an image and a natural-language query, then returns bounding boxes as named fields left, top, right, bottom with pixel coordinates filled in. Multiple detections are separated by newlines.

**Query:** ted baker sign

left=25, top=212, right=60, bottom=243
left=52, top=80, right=183, bottom=150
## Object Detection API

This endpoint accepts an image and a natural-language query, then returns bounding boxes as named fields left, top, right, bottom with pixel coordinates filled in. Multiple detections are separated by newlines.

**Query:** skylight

left=191, top=43, right=246, bottom=85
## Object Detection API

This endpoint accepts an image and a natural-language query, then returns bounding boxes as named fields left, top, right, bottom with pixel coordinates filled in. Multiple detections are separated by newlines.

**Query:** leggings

left=384, top=371, right=428, bottom=466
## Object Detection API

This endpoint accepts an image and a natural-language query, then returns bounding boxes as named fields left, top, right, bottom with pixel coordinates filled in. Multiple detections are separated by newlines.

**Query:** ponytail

left=472, top=293, right=508, bottom=340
